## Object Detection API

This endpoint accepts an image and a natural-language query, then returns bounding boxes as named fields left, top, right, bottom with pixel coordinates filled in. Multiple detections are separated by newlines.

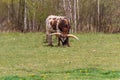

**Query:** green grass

left=0, top=32, right=120, bottom=80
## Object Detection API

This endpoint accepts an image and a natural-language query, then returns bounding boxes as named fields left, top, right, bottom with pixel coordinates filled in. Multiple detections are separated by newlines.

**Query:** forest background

left=0, top=0, right=120, bottom=33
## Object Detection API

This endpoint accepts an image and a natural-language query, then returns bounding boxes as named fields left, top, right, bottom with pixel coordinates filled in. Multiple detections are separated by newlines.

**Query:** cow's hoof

left=67, top=45, right=70, bottom=47
left=57, top=44, right=60, bottom=47
left=48, top=44, right=53, bottom=47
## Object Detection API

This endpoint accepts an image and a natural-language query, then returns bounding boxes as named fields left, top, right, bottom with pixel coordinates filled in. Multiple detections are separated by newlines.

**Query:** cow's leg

left=45, top=29, right=49, bottom=43
left=67, top=41, right=70, bottom=47
left=45, top=34, right=48, bottom=43
left=67, top=38, right=70, bottom=47
left=48, top=34, right=53, bottom=46
left=45, top=25, right=49, bottom=43
left=58, top=37, right=61, bottom=46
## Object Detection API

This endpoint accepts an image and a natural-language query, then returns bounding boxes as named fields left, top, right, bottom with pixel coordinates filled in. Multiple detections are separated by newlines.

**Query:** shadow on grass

left=1, top=68, right=120, bottom=80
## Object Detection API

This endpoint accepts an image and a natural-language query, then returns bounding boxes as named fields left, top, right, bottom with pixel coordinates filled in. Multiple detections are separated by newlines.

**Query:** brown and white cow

left=45, top=15, right=79, bottom=47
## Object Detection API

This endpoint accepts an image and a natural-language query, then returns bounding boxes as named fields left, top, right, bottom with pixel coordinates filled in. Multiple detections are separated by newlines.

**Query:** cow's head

left=56, top=18, right=78, bottom=46
left=50, top=32, right=79, bottom=46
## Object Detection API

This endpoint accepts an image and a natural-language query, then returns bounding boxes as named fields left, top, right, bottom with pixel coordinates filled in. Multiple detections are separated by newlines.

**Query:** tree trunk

left=17, top=0, right=25, bottom=32
left=77, top=0, right=79, bottom=21
left=74, top=0, right=77, bottom=33
left=76, top=0, right=79, bottom=32
left=67, top=0, right=72, bottom=22
left=7, top=4, right=10, bottom=23
left=63, top=0, right=66, bottom=12
left=97, top=0, right=100, bottom=31
left=32, top=11, right=35, bottom=31
left=24, top=0, right=27, bottom=32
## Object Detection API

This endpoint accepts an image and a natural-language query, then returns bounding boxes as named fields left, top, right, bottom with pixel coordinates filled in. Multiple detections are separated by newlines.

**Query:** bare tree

left=17, top=0, right=25, bottom=32
left=97, top=0, right=100, bottom=31
left=7, top=4, right=10, bottom=23
left=24, top=0, right=27, bottom=31
left=74, top=0, right=77, bottom=33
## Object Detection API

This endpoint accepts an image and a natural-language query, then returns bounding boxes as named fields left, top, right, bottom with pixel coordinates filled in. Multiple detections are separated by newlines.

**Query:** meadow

left=0, top=32, right=120, bottom=80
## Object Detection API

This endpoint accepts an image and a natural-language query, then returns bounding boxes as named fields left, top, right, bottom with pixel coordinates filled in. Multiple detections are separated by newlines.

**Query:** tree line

left=0, top=0, right=120, bottom=33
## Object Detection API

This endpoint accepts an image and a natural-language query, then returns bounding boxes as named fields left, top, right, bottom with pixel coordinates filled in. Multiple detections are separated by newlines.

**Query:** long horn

left=50, top=33, right=61, bottom=36
left=67, top=34, right=79, bottom=40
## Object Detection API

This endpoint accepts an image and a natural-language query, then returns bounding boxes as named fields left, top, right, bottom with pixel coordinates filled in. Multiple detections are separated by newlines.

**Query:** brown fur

left=57, top=19, right=71, bottom=46
left=46, top=15, right=71, bottom=46
left=50, top=19, right=57, bottom=30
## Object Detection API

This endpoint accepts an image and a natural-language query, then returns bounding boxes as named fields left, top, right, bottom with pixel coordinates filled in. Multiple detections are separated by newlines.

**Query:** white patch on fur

left=60, top=37, right=66, bottom=42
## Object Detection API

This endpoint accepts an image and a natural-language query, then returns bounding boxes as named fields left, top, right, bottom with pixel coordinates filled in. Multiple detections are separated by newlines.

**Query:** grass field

left=0, top=32, right=120, bottom=80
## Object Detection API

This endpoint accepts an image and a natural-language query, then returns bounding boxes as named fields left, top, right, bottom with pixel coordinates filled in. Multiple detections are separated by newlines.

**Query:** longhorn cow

left=45, top=15, right=79, bottom=47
